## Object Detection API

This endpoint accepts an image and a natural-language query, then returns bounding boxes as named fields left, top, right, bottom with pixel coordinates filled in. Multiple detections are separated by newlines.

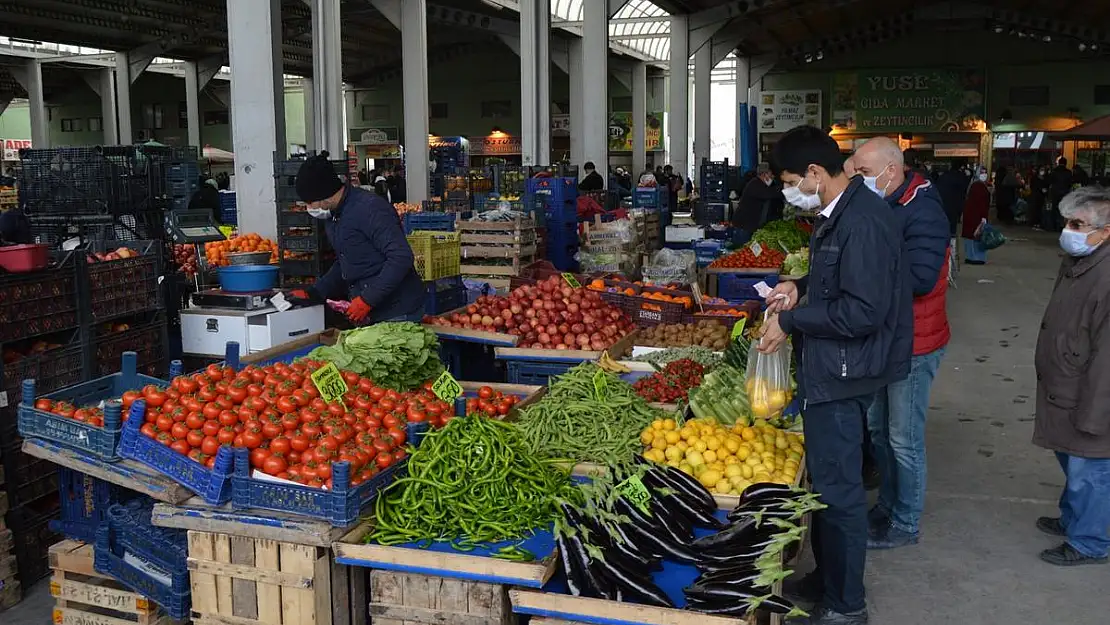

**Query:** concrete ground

left=3, top=227, right=1107, bottom=625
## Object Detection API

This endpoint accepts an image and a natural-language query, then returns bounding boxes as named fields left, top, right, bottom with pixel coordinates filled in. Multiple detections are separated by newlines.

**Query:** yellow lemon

left=714, top=479, right=732, bottom=494
left=746, top=455, right=762, bottom=467
left=768, top=390, right=787, bottom=410
left=676, top=441, right=690, bottom=452
left=753, top=472, right=772, bottom=483
left=751, top=441, right=766, bottom=454
left=651, top=419, right=664, bottom=430
left=651, top=436, right=668, bottom=450
left=699, top=470, right=722, bottom=488
left=724, top=464, right=743, bottom=478
left=640, top=430, right=654, bottom=445
left=724, top=455, right=739, bottom=466
left=709, top=461, right=726, bottom=473
left=725, top=437, right=741, bottom=453
left=666, top=460, right=681, bottom=469
left=680, top=427, right=697, bottom=441
left=703, top=450, right=718, bottom=464
left=686, top=450, right=705, bottom=466
left=693, top=440, right=708, bottom=453
left=736, top=446, right=751, bottom=461
left=740, top=427, right=757, bottom=441
left=678, top=463, right=694, bottom=476
left=665, top=446, right=684, bottom=462
left=650, top=449, right=667, bottom=463
left=662, top=418, right=677, bottom=431
left=664, top=431, right=681, bottom=445
left=705, top=436, right=722, bottom=451
left=741, top=464, right=754, bottom=479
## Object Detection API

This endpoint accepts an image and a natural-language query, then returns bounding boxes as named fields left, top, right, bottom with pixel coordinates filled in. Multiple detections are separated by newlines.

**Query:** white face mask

left=782, top=177, right=822, bottom=210
left=307, top=206, right=331, bottom=219
left=862, top=163, right=893, bottom=198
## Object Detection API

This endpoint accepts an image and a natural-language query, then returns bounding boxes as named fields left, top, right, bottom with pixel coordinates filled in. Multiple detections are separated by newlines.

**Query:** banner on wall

left=757, top=91, right=822, bottom=133
left=2, top=138, right=32, bottom=161
left=348, top=126, right=399, bottom=146
left=831, top=69, right=987, bottom=133
left=607, top=112, right=664, bottom=152
left=471, top=135, right=522, bottom=155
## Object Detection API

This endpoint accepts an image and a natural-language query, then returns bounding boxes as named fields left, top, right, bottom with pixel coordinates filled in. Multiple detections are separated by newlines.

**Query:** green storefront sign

left=831, top=69, right=986, bottom=133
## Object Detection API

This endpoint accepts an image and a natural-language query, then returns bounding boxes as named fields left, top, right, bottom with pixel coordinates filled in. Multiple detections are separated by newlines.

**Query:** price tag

left=731, top=318, right=747, bottom=341
left=593, top=369, right=607, bottom=401
left=432, top=370, right=463, bottom=403
left=310, top=363, right=349, bottom=404
left=562, top=272, right=581, bottom=288
left=750, top=241, right=763, bottom=257
left=218, top=225, right=235, bottom=239
left=616, top=475, right=652, bottom=514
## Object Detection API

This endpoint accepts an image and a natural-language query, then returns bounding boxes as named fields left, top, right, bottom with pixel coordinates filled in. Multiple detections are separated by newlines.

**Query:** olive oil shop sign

left=831, top=69, right=986, bottom=133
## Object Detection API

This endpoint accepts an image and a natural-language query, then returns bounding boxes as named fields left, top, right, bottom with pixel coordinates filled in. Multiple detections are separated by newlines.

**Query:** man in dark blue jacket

left=288, top=153, right=425, bottom=325
left=760, top=126, right=911, bottom=625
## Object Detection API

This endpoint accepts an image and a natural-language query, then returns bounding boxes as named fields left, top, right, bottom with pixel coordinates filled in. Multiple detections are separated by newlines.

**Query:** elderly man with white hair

left=1033, top=185, right=1110, bottom=566
left=849, top=137, right=951, bottom=550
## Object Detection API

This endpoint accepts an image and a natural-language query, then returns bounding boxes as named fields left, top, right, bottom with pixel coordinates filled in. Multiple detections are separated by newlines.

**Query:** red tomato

left=276, top=396, right=297, bottom=414
left=478, top=386, right=494, bottom=400
left=120, top=391, right=141, bottom=410
left=393, top=448, right=407, bottom=462
left=406, top=407, right=427, bottom=423
left=185, top=412, right=206, bottom=430
left=201, top=436, right=221, bottom=456
left=217, top=427, right=236, bottom=445
left=262, top=455, right=288, bottom=476
left=202, top=419, right=221, bottom=437
left=250, top=447, right=272, bottom=469
left=186, top=430, right=205, bottom=448
left=205, top=364, right=224, bottom=381
left=170, top=439, right=191, bottom=455
left=227, top=385, right=248, bottom=404
left=375, top=452, right=394, bottom=469
left=155, top=414, right=174, bottom=433
left=386, top=426, right=406, bottom=446
left=140, top=423, right=157, bottom=438
left=34, top=398, right=54, bottom=411
left=145, top=389, right=167, bottom=408
left=316, top=462, right=333, bottom=480
left=241, top=430, right=263, bottom=450
left=290, top=433, right=310, bottom=452
left=369, top=387, right=386, bottom=402
left=270, top=436, right=292, bottom=455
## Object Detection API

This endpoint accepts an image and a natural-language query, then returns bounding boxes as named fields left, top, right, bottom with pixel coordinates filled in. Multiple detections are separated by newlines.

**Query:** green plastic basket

left=407, top=230, right=461, bottom=281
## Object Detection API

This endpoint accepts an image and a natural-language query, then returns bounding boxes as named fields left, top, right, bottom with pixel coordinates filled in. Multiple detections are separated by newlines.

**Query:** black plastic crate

left=80, top=240, right=162, bottom=322
left=8, top=497, right=63, bottom=587
left=1, top=329, right=87, bottom=404
left=279, top=256, right=334, bottom=278
left=2, top=444, right=59, bottom=508
left=90, top=312, right=167, bottom=378
left=0, top=250, right=80, bottom=342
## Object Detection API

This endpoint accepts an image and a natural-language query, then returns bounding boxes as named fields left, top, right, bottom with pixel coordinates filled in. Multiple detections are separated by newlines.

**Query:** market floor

left=4, top=227, right=1108, bottom=625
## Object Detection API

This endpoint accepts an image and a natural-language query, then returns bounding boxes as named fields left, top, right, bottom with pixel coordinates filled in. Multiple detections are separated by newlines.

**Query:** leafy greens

left=307, top=322, right=444, bottom=390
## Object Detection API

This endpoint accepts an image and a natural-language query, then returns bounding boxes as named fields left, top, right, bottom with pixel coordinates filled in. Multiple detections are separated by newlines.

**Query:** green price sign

left=310, top=362, right=349, bottom=404
left=432, top=370, right=463, bottom=403
left=731, top=318, right=747, bottom=341
left=562, top=273, right=581, bottom=288
left=616, top=474, right=652, bottom=514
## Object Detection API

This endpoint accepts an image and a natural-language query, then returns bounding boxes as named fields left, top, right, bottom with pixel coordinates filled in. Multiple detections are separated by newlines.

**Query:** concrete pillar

left=632, top=62, right=647, bottom=175
left=693, top=43, right=712, bottom=170
left=227, top=0, right=286, bottom=240
left=184, top=61, right=202, bottom=149
left=312, top=0, right=345, bottom=155
left=113, top=52, right=133, bottom=144
left=734, top=56, right=750, bottom=166
left=401, top=0, right=429, bottom=202
left=668, top=15, right=689, bottom=179
left=21, top=61, right=47, bottom=148
left=519, top=0, right=551, bottom=166
left=303, top=77, right=316, bottom=152
left=581, top=0, right=608, bottom=180
left=568, top=38, right=585, bottom=169
left=99, top=69, right=119, bottom=145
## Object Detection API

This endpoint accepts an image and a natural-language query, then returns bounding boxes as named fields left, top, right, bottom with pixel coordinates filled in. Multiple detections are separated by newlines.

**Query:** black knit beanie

left=295, top=152, right=344, bottom=202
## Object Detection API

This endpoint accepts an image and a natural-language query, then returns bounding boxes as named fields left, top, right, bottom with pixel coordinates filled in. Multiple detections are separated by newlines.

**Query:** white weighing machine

left=180, top=289, right=325, bottom=358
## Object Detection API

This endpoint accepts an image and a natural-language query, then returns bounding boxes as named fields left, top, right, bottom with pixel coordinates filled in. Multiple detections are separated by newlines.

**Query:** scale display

left=168, top=210, right=227, bottom=243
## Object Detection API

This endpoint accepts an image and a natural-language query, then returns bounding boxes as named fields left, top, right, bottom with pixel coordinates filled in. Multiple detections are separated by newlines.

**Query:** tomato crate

left=51, top=468, right=142, bottom=543
left=228, top=422, right=428, bottom=526
left=91, top=313, right=168, bottom=378
left=1, top=331, right=87, bottom=410
left=18, top=352, right=169, bottom=462
left=80, top=241, right=162, bottom=322
left=0, top=250, right=80, bottom=343
left=117, top=406, right=234, bottom=505
left=94, top=525, right=190, bottom=620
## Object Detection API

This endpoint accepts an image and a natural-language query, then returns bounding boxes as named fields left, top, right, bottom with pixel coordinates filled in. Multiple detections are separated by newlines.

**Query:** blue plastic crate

left=18, top=352, right=168, bottom=462
left=117, top=402, right=234, bottom=505
left=693, top=239, right=725, bottom=265
left=95, top=525, right=191, bottom=620
left=505, top=360, right=575, bottom=386
left=105, top=500, right=187, bottom=574
left=633, top=187, right=666, bottom=210
left=165, top=162, right=200, bottom=182
left=425, top=276, right=467, bottom=315
left=717, top=273, right=779, bottom=302
left=51, top=468, right=142, bottom=542
left=526, top=176, right=577, bottom=204
left=697, top=202, right=727, bottom=223
left=403, top=212, right=456, bottom=235
left=229, top=422, right=428, bottom=526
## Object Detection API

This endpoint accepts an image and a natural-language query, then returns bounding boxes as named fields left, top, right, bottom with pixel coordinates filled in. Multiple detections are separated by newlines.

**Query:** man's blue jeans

left=867, top=346, right=946, bottom=534
left=1056, top=452, right=1110, bottom=558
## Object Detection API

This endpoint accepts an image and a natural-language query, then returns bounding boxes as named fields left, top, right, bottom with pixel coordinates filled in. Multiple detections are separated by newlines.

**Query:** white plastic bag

left=745, top=338, right=793, bottom=421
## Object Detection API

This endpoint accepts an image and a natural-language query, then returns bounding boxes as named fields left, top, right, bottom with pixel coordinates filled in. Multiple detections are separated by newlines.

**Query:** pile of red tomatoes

left=115, top=361, right=454, bottom=489
left=32, top=399, right=107, bottom=427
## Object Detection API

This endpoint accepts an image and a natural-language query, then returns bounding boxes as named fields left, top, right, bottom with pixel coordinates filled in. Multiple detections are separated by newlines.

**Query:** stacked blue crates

left=526, top=177, right=579, bottom=271
left=218, top=191, right=237, bottom=224
left=165, top=161, right=201, bottom=211
left=51, top=467, right=144, bottom=542
left=632, top=186, right=667, bottom=211
left=699, top=158, right=729, bottom=203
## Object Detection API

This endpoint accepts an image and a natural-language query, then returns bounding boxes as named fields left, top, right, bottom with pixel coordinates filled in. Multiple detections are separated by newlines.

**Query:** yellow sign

left=432, top=370, right=463, bottom=403
left=218, top=225, right=235, bottom=239
left=562, top=273, right=581, bottom=288
left=616, top=475, right=652, bottom=513
left=310, top=363, right=349, bottom=404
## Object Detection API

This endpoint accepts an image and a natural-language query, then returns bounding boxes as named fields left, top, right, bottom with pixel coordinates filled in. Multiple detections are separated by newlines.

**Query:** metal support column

left=99, top=69, right=119, bottom=145
left=519, top=0, right=551, bottom=166
left=734, top=56, right=750, bottom=166
left=303, top=77, right=316, bottom=152
left=693, top=43, right=711, bottom=169
left=183, top=61, right=202, bottom=149
left=227, top=0, right=286, bottom=240
left=401, top=0, right=430, bottom=202
left=568, top=38, right=585, bottom=169
left=113, top=52, right=134, bottom=144
left=312, top=0, right=345, bottom=155
left=632, top=62, right=647, bottom=175
left=581, top=0, right=608, bottom=179
left=668, top=15, right=689, bottom=179
left=25, top=62, right=47, bottom=148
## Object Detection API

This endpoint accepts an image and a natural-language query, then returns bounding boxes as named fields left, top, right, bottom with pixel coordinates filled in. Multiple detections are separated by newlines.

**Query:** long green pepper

left=367, top=414, right=579, bottom=547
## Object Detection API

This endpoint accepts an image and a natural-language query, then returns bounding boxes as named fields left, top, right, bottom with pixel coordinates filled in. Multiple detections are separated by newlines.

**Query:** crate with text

left=48, top=539, right=174, bottom=625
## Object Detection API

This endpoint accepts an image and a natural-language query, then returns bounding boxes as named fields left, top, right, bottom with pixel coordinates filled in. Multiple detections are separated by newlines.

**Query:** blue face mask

left=1060, top=228, right=1104, bottom=257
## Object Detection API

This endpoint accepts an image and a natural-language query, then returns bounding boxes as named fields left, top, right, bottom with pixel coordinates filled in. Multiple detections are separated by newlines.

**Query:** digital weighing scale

left=190, top=289, right=277, bottom=311
left=166, top=209, right=226, bottom=243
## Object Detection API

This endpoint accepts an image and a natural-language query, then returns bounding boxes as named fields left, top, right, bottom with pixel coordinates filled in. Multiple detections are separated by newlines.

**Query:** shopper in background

left=577, top=161, right=605, bottom=192
left=962, top=169, right=992, bottom=264
left=0, top=205, right=32, bottom=245
left=286, top=152, right=425, bottom=325
left=995, top=166, right=1019, bottom=223
left=1033, top=186, right=1110, bottom=567
left=762, top=126, right=911, bottom=625
left=851, top=137, right=951, bottom=550
left=1047, top=157, right=1074, bottom=231
left=372, top=175, right=392, bottom=203
left=733, top=163, right=784, bottom=236
left=387, top=167, right=406, bottom=203
left=936, top=162, right=969, bottom=238
left=188, top=177, right=222, bottom=225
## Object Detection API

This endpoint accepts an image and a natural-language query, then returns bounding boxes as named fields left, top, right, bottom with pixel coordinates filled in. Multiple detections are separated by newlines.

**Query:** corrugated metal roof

left=553, top=0, right=672, bottom=60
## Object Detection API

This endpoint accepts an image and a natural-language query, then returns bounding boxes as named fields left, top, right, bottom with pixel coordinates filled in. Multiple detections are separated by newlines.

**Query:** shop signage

left=365, top=145, right=403, bottom=159
left=831, top=69, right=986, bottom=133
left=757, top=90, right=822, bottom=133
left=470, top=134, right=522, bottom=155
left=607, top=112, right=664, bottom=152
left=348, top=126, right=399, bottom=145
left=429, top=136, right=465, bottom=149
left=933, top=145, right=980, bottom=158
left=2, top=138, right=32, bottom=161
left=993, top=131, right=1057, bottom=150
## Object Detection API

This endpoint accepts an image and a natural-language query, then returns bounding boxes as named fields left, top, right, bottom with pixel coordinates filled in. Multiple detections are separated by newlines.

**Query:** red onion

left=538, top=333, right=551, bottom=344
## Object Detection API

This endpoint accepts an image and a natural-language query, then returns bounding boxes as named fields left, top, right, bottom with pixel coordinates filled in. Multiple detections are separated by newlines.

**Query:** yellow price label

left=310, top=362, right=349, bottom=404
left=562, top=272, right=581, bottom=288
left=731, top=318, right=747, bottom=341
left=616, top=474, right=652, bottom=514
left=218, top=225, right=235, bottom=239
left=432, top=370, right=463, bottom=403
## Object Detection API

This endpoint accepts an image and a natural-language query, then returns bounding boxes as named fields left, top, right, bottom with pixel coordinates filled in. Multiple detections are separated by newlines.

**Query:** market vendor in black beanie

left=287, top=152, right=425, bottom=325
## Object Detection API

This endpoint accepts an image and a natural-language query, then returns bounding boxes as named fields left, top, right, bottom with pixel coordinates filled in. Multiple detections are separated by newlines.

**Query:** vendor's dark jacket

left=733, top=177, right=783, bottom=233
left=779, top=176, right=912, bottom=405
left=1034, top=244, right=1110, bottom=458
left=578, top=171, right=605, bottom=192
left=313, top=185, right=424, bottom=323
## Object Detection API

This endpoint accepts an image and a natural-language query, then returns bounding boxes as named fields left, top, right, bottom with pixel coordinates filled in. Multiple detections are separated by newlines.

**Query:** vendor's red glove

left=346, top=297, right=372, bottom=323
left=290, top=289, right=309, bottom=299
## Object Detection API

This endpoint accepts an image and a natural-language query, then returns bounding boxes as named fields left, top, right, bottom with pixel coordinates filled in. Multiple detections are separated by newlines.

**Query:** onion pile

left=426, top=276, right=635, bottom=350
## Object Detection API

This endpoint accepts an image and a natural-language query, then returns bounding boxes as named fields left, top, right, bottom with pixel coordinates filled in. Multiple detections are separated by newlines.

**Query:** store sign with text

left=2, top=138, right=32, bottom=161
left=348, top=127, right=399, bottom=146
left=758, top=90, right=822, bottom=133
left=831, top=69, right=986, bottom=133
left=471, top=135, right=522, bottom=155
left=607, top=112, right=664, bottom=152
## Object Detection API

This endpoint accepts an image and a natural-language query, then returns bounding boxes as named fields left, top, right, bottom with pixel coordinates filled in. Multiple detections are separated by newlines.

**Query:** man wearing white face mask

left=850, top=137, right=951, bottom=550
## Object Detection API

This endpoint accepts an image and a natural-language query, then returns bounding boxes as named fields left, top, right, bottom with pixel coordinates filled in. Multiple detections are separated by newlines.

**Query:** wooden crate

left=369, top=570, right=513, bottom=625
left=47, top=539, right=173, bottom=625
left=187, top=530, right=364, bottom=625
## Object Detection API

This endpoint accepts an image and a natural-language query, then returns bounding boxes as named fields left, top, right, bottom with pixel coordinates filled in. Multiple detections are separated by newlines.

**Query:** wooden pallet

left=48, top=540, right=173, bottom=625
left=368, top=570, right=513, bottom=625
left=187, top=530, right=364, bottom=625
left=460, top=252, right=537, bottom=276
